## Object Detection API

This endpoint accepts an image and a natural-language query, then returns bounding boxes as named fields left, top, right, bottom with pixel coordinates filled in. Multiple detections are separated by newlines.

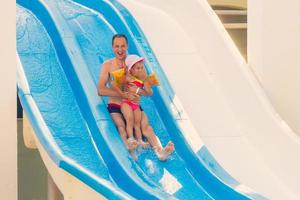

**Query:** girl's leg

left=134, top=108, right=149, bottom=148
left=141, top=112, right=174, bottom=161
left=120, top=103, right=137, bottom=151
left=121, top=103, right=134, bottom=138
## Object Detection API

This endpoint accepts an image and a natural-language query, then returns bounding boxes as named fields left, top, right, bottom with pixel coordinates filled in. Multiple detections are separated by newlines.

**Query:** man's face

left=112, top=37, right=128, bottom=60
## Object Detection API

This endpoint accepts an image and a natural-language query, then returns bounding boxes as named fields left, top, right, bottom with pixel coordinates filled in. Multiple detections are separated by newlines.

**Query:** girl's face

left=130, top=61, right=144, bottom=77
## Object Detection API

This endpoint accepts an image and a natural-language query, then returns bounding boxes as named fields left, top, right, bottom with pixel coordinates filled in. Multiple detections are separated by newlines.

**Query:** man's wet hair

left=112, top=34, right=128, bottom=45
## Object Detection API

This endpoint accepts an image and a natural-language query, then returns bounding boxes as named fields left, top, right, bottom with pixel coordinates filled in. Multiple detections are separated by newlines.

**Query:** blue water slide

left=17, top=0, right=265, bottom=199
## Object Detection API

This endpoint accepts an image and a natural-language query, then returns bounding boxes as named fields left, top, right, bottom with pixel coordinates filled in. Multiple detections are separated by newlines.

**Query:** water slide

left=16, top=0, right=297, bottom=199
left=115, top=0, right=300, bottom=199
left=18, top=0, right=257, bottom=199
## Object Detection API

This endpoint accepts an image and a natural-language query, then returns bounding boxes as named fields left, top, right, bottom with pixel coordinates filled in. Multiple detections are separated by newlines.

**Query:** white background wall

left=0, top=0, right=17, bottom=199
left=248, top=0, right=300, bottom=135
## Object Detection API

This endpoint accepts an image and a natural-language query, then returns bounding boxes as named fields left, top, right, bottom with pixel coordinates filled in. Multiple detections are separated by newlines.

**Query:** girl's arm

left=133, top=68, right=153, bottom=96
left=137, top=80, right=153, bottom=96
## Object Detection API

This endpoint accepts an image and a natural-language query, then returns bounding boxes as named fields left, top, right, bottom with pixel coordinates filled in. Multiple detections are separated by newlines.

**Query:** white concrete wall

left=0, top=0, right=17, bottom=199
left=248, top=0, right=300, bottom=136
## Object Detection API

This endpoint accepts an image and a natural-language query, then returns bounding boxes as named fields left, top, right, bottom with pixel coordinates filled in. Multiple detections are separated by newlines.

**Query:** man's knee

left=117, top=125, right=126, bottom=136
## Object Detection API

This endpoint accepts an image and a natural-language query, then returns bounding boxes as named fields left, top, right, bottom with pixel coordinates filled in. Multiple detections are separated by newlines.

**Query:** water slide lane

left=16, top=4, right=132, bottom=199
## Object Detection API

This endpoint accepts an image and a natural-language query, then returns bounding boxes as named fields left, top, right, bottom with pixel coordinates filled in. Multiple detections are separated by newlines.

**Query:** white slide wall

left=248, top=0, right=300, bottom=136
left=0, top=0, right=17, bottom=199
left=120, top=0, right=300, bottom=199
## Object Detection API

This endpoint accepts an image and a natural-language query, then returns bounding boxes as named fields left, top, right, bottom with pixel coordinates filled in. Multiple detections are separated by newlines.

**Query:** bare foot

left=129, top=150, right=138, bottom=161
left=154, top=141, right=175, bottom=161
left=127, top=137, right=137, bottom=151
left=138, top=140, right=150, bottom=149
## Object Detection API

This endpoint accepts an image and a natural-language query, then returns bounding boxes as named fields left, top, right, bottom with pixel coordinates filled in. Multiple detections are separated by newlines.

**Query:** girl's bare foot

left=154, top=141, right=175, bottom=161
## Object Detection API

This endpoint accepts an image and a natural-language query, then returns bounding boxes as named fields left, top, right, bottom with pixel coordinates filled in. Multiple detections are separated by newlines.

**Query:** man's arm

left=110, top=79, right=126, bottom=97
left=97, top=61, right=121, bottom=97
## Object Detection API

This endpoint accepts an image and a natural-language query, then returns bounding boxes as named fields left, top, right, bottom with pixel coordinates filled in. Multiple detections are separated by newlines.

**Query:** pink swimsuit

left=121, top=78, right=144, bottom=111
left=121, top=99, right=140, bottom=111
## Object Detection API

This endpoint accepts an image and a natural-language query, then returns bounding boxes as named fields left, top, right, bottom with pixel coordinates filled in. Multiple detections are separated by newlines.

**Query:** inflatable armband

left=147, top=73, right=160, bottom=86
left=111, top=68, right=125, bottom=87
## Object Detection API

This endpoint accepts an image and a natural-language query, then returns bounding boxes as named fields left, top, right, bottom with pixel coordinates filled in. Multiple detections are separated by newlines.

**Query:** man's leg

left=120, top=103, right=134, bottom=138
left=110, top=112, right=136, bottom=150
left=141, top=112, right=174, bottom=161
left=140, top=111, right=161, bottom=148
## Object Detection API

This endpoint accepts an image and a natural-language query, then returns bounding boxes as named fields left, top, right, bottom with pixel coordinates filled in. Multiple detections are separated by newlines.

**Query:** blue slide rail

left=17, top=0, right=266, bottom=199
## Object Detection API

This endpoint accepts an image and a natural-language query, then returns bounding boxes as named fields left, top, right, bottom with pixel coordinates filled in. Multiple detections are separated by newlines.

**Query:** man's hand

left=126, top=84, right=139, bottom=94
left=122, top=91, right=140, bottom=102
left=128, top=92, right=140, bottom=102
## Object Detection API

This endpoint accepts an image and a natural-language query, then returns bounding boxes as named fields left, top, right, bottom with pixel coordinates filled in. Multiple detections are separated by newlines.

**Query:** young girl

left=121, top=55, right=152, bottom=150
left=111, top=54, right=174, bottom=161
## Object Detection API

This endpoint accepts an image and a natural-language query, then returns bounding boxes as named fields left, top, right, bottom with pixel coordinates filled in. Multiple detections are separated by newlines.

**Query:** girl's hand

left=138, top=67, right=147, bottom=81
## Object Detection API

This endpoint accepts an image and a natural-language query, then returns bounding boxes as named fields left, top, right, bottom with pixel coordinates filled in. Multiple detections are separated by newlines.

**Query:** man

left=97, top=34, right=174, bottom=161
